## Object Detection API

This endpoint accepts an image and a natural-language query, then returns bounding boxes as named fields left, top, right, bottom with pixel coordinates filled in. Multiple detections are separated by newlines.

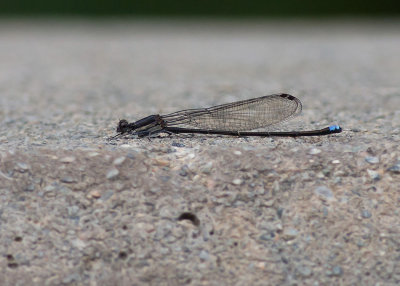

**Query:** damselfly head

left=117, top=119, right=130, bottom=133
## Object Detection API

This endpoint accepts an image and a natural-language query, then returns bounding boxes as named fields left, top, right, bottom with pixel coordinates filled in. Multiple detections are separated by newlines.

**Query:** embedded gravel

left=0, top=19, right=399, bottom=286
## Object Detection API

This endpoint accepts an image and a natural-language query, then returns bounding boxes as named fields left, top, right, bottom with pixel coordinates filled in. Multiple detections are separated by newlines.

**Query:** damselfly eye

left=117, top=119, right=129, bottom=133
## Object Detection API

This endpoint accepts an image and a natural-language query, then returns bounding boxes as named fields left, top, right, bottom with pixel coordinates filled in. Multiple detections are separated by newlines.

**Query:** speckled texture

left=0, top=19, right=399, bottom=286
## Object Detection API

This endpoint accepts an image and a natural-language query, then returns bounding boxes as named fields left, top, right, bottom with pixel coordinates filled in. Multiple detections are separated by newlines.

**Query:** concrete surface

left=0, top=19, right=399, bottom=285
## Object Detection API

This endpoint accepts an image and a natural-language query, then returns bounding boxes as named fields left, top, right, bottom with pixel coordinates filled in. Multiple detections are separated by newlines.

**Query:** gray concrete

left=0, top=19, right=399, bottom=285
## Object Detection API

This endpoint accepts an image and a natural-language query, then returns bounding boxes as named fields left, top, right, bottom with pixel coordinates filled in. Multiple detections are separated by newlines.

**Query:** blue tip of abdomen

left=329, top=125, right=342, bottom=132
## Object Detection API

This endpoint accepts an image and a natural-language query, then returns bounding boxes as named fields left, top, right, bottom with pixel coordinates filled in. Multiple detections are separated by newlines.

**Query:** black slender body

left=163, top=126, right=342, bottom=137
left=116, top=93, right=342, bottom=138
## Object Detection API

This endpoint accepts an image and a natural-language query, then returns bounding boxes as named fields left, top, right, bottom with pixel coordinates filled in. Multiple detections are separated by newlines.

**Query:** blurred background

left=0, top=0, right=399, bottom=17
left=1, top=0, right=399, bottom=133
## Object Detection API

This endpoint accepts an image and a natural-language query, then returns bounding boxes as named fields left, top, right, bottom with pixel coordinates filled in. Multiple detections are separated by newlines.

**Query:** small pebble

left=120, top=144, right=133, bottom=149
left=233, top=150, right=242, bottom=156
left=333, top=177, right=342, bottom=184
left=297, top=266, right=312, bottom=277
left=88, top=190, right=101, bottom=199
left=361, top=210, right=372, bottom=219
left=331, top=266, right=343, bottom=276
left=161, top=176, right=170, bottom=182
left=87, top=152, right=99, bottom=157
left=24, top=184, right=35, bottom=192
left=67, top=205, right=80, bottom=217
left=256, top=262, right=266, bottom=270
left=322, top=207, right=329, bottom=217
left=126, top=153, right=136, bottom=159
left=315, top=186, right=334, bottom=200
left=149, top=187, right=161, bottom=194
left=101, top=190, right=114, bottom=201
left=71, top=238, right=86, bottom=250
left=16, top=162, right=29, bottom=172
left=356, top=240, right=365, bottom=247
left=232, top=178, right=243, bottom=185
left=44, top=185, right=56, bottom=192
left=322, top=168, right=330, bottom=176
left=367, top=169, right=380, bottom=181
left=61, top=176, right=76, bottom=183
left=199, top=250, right=210, bottom=261
left=113, top=156, right=126, bottom=166
left=260, top=233, right=274, bottom=241
left=60, top=156, right=76, bottom=163
left=386, top=162, right=400, bottom=174
left=308, top=148, right=321, bottom=155
left=154, top=159, right=169, bottom=167
left=332, top=159, right=340, bottom=164
left=171, top=142, right=185, bottom=147
left=62, top=273, right=80, bottom=284
left=179, top=165, right=189, bottom=176
left=201, top=162, right=213, bottom=174
left=365, top=156, right=379, bottom=164
left=282, top=228, right=298, bottom=241
left=106, top=168, right=119, bottom=180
